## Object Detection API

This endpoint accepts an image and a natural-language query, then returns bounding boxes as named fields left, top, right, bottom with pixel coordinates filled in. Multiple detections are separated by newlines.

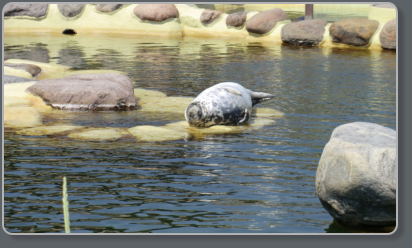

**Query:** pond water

left=3, top=34, right=396, bottom=233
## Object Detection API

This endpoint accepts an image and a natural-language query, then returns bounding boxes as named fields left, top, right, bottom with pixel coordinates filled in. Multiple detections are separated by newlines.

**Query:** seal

left=185, top=82, right=274, bottom=127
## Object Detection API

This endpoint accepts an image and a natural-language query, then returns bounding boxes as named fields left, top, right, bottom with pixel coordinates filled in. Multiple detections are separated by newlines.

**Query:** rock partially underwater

left=26, top=74, right=138, bottom=110
left=316, top=122, right=396, bottom=227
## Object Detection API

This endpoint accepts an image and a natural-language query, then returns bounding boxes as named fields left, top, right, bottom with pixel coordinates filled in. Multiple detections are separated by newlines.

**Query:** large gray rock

left=4, top=4, right=48, bottom=18
left=281, top=19, right=327, bottom=46
left=57, top=4, right=85, bottom=18
left=316, top=122, right=396, bottom=227
left=245, top=8, right=289, bottom=35
left=95, top=4, right=124, bottom=13
left=133, top=4, right=179, bottom=22
left=3, top=75, right=37, bottom=84
left=226, top=12, right=248, bottom=28
left=26, top=74, right=137, bottom=110
left=4, top=63, right=42, bottom=78
left=329, top=18, right=379, bottom=46
left=380, top=19, right=396, bottom=50
left=200, top=9, right=223, bottom=26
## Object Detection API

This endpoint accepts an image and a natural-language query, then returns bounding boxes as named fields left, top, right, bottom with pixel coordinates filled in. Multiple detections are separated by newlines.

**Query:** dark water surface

left=3, top=34, right=396, bottom=233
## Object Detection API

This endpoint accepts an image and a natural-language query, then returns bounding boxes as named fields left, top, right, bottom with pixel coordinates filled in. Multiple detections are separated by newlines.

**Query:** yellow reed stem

left=62, top=176, right=71, bottom=233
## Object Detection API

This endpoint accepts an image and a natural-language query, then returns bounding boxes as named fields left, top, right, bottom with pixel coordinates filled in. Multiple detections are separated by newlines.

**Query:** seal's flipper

left=224, top=87, right=242, bottom=96
left=248, top=90, right=275, bottom=106
left=238, top=108, right=249, bottom=125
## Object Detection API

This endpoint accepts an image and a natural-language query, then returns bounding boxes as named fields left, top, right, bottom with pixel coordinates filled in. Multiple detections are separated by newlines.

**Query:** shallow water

left=3, top=34, right=396, bottom=233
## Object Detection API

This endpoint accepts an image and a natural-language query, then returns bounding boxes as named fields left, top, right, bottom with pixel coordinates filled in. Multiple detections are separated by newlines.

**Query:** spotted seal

left=185, top=82, right=274, bottom=127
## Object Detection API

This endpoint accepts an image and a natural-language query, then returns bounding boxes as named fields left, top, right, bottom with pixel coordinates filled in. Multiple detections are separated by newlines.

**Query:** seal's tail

left=249, top=90, right=275, bottom=106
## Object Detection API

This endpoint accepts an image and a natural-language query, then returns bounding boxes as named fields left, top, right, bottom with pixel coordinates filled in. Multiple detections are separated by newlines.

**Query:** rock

left=68, top=128, right=125, bottom=141
left=246, top=8, right=289, bottom=35
left=329, top=18, right=379, bottom=46
left=3, top=75, right=36, bottom=84
left=4, top=4, right=48, bottom=18
left=4, top=63, right=42, bottom=77
left=133, top=4, right=179, bottom=22
left=95, top=4, right=123, bottom=13
left=57, top=4, right=85, bottom=18
left=201, top=9, right=223, bottom=26
left=128, top=125, right=190, bottom=142
left=226, top=12, right=248, bottom=27
left=380, top=19, right=396, bottom=50
left=4, top=106, right=42, bottom=128
left=26, top=73, right=137, bottom=110
left=316, top=122, right=396, bottom=227
left=17, top=125, right=83, bottom=136
left=281, top=19, right=328, bottom=46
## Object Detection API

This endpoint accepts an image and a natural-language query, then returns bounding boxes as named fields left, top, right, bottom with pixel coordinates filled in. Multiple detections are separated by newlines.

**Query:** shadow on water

left=326, top=219, right=396, bottom=233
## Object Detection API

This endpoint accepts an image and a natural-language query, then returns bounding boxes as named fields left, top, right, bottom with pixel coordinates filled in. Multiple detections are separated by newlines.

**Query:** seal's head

left=185, top=101, right=210, bottom=127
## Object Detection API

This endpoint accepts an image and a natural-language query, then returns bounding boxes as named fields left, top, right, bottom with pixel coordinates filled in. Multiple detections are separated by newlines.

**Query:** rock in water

left=245, top=8, right=289, bottom=35
left=380, top=19, right=396, bottom=50
left=316, top=122, right=396, bottom=227
left=26, top=73, right=138, bottom=110
left=281, top=19, right=327, bottom=46
left=226, top=12, right=248, bottom=28
left=329, top=18, right=379, bottom=46
left=133, top=4, right=179, bottom=22
left=201, top=9, right=223, bottom=25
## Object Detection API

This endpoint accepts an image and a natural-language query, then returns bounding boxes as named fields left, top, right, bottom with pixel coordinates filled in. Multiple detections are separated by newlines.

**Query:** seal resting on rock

left=185, top=82, right=274, bottom=127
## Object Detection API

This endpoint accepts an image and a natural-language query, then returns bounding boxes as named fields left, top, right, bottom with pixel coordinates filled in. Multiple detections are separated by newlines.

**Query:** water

left=3, top=34, right=396, bottom=233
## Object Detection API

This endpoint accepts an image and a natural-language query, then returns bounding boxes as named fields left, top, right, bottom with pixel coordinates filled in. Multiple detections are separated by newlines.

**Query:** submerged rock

left=4, top=63, right=42, bottom=78
left=17, top=125, right=83, bottom=136
left=4, top=4, right=48, bottom=18
left=316, top=122, right=396, bottom=227
left=226, top=12, right=248, bottom=28
left=201, top=9, right=223, bottom=26
left=26, top=73, right=137, bottom=110
left=4, top=106, right=42, bottom=128
left=3, top=75, right=38, bottom=85
left=245, top=8, right=289, bottom=35
left=57, top=4, right=85, bottom=18
left=68, top=128, right=125, bottom=141
left=134, top=4, right=179, bottom=22
left=128, top=125, right=190, bottom=142
left=329, top=18, right=379, bottom=46
left=380, top=19, right=396, bottom=50
left=281, top=19, right=327, bottom=46
left=95, top=4, right=124, bottom=13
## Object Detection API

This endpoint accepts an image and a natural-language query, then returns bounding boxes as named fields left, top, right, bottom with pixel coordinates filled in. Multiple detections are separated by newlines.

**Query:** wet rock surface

left=380, top=19, right=396, bottom=50
left=330, top=18, right=379, bottom=46
left=226, top=12, right=248, bottom=27
left=57, top=4, right=85, bottom=18
left=95, top=4, right=124, bottom=13
left=133, top=4, right=179, bottom=22
left=281, top=19, right=327, bottom=46
left=26, top=73, right=138, bottom=110
left=201, top=9, right=223, bottom=26
left=246, top=8, right=289, bottom=35
left=4, top=75, right=37, bottom=84
left=4, top=4, right=48, bottom=18
left=4, top=63, right=42, bottom=78
left=316, top=122, right=396, bottom=227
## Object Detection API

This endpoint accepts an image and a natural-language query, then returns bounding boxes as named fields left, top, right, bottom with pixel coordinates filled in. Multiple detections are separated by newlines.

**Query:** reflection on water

left=3, top=34, right=396, bottom=233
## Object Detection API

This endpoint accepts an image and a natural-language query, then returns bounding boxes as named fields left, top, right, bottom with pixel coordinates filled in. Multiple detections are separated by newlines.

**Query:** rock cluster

left=316, top=122, right=396, bottom=227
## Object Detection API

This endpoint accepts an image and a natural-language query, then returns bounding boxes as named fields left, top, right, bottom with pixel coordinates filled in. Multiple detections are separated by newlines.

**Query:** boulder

left=329, top=18, right=379, bottom=46
left=281, top=19, right=327, bottom=46
left=201, top=9, right=223, bottom=26
left=380, top=19, right=396, bottom=50
left=133, top=4, right=179, bottom=22
left=246, top=8, right=289, bottom=35
left=4, top=63, right=42, bottom=78
left=4, top=4, right=48, bottom=18
left=226, top=12, right=248, bottom=28
left=3, top=75, right=37, bottom=84
left=316, top=122, right=396, bottom=227
left=95, top=4, right=124, bottom=13
left=57, top=4, right=85, bottom=18
left=26, top=74, right=138, bottom=110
